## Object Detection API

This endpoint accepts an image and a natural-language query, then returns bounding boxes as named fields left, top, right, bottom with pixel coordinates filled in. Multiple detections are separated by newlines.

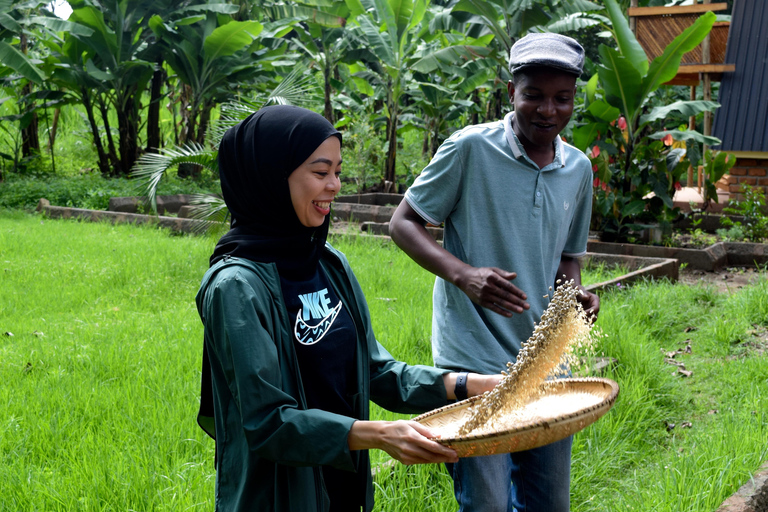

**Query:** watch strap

left=454, top=372, right=469, bottom=401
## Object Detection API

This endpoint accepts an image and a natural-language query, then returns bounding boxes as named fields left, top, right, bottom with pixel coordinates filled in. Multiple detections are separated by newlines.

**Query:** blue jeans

left=445, top=436, right=572, bottom=512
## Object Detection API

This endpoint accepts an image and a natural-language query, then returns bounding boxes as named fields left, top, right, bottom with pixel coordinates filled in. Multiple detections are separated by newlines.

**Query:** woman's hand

left=348, top=420, right=458, bottom=465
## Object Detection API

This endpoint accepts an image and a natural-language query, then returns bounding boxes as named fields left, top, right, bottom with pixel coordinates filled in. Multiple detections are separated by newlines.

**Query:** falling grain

left=456, top=279, right=596, bottom=436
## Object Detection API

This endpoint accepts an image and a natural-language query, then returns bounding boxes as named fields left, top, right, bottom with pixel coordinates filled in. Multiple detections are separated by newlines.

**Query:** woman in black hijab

left=195, top=105, right=500, bottom=512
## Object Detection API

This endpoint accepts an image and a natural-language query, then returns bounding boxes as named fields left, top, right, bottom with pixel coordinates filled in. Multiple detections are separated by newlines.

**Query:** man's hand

left=455, top=266, right=530, bottom=317
left=576, top=286, right=600, bottom=320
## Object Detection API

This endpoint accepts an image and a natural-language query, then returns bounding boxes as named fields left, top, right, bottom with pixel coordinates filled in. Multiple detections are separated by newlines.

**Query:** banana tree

left=131, top=66, right=319, bottom=220
left=0, top=0, right=93, bottom=172
left=147, top=10, right=277, bottom=150
left=261, top=0, right=349, bottom=125
left=0, top=0, right=50, bottom=160
left=135, top=1, right=229, bottom=154
left=409, top=21, right=495, bottom=155
left=59, top=0, right=159, bottom=175
left=344, top=0, right=431, bottom=184
left=575, top=0, right=721, bottom=240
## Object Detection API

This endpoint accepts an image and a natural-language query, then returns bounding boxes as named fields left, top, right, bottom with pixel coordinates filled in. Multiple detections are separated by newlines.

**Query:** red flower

left=618, top=116, right=627, bottom=131
left=592, top=164, right=598, bottom=173
left=590, top=146, right=600, bottom=159
left=593, top=177, right=600, bottom=187
left=674, top=181, right=682, bottom=191
left=662, top=133, right=674, bottom=146
left=601, top=181, right=608, bottom=191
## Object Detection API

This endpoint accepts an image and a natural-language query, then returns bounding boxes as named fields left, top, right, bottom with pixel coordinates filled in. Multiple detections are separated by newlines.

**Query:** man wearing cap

left=389, top=33, right=600, bottom=511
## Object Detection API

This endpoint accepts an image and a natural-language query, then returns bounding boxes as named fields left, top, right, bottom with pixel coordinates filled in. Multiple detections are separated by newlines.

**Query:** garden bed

left=588, top=239, right=768, bottom=271
left=580, top=253, right=678, bottom=292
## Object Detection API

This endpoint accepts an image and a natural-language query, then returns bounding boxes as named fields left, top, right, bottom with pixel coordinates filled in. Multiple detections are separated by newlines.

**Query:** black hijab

left=209, top=105, right=342, bottom=279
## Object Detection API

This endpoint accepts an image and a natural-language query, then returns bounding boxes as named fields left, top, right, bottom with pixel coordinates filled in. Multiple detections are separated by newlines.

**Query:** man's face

left=507, top=68, right=577, bottom=153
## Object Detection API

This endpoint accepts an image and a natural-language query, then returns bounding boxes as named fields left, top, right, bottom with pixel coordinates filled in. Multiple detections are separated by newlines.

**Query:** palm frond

left=130, top=143, right=217, bottom=214
left=187, top=193, right=230, bottom=235
left=205, top=99, right=263, bottom=147
left=205, top=63, right=320, bottom=146
left=263, top=63, right=322, bottom=108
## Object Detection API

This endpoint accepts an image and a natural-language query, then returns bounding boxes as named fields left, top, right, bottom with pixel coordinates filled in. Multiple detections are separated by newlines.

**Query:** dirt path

left=678, top=266, right=767, bottom=294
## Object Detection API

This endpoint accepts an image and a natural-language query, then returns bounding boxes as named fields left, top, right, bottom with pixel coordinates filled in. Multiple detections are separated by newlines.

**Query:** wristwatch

left=454, top=372, right=469, bottom=401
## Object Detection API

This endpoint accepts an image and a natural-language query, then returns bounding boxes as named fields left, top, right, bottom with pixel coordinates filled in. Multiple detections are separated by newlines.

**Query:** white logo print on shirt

left=294, top=288, right=342, bottom=345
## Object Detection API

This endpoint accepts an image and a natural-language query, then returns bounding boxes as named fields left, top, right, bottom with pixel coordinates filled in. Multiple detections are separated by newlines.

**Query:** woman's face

left=288, top=136, right=342, bottom=228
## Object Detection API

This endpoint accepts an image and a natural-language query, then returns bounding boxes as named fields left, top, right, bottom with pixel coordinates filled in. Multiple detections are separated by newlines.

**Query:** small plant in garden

left=720, top=184, right=768, bottom=242
left=664, top=226, right=717, bottom=249
left=715, top=224, right=746, bottom=242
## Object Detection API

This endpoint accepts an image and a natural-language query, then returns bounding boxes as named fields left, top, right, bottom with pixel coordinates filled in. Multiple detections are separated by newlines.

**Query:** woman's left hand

left=348, top=420, right=459, bottom=465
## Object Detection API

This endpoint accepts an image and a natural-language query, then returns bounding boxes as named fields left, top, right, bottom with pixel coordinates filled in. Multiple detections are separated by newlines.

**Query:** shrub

left=721, top=184, right=768, bottom=242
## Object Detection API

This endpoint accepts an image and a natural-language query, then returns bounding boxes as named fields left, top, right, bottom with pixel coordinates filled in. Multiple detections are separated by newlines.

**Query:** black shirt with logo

left=280, top=266, right=362, bottom=511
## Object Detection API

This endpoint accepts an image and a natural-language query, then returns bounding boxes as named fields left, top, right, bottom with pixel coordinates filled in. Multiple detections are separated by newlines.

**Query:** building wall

left=726, top=157, right=768, bottom=204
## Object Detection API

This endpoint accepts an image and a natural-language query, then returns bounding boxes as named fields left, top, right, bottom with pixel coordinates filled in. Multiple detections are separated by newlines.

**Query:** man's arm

left=556, top=255, right=600, bottom=319
left=389, top=200, right=530, bottom=317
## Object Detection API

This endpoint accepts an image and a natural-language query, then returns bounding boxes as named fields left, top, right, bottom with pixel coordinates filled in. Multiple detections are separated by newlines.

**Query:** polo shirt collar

left=503, top=111, right=566, bottom=169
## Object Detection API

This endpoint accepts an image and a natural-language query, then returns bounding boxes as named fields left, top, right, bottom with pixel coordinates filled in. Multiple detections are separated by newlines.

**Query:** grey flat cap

left=508, top=33, right=585, bottom=76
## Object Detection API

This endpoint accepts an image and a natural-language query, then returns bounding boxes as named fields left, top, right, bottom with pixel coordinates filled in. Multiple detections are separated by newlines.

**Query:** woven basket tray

left=413, top=377, right=619, bottom=458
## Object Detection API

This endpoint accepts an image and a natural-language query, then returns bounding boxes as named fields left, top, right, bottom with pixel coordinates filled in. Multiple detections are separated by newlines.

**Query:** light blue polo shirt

left=404, top=112, right=593, bottom=374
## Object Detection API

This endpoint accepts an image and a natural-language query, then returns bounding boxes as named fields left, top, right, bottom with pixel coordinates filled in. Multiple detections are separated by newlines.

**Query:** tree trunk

left=170, top=81, right=180, bottom=146
left=19, top=34, right=39, bottom=159
left=196, top=101, right=213, bottom=144
left=146, top=60, right=164, bottom=153
left=178, top=84, right=194, bottom=145
left=485, top=87, right=503, bottom=124
left=97, top=94, right=120, bottom=175
left=116, top=90, right=140, bottom=176
left=430, top=116, right=441, bottom=156
left=49, top=108, right=60, bottom=149
left=323, top=55, right=335, bottom=125
left=384, top=107, right=398, bottom=184
left=81, top=87, right=111, bottom=175
left=470, top=90, right=480, bottom=125
left=20, top=82, right=40, bottom=159
left=178, top=86, right=202, bottom=179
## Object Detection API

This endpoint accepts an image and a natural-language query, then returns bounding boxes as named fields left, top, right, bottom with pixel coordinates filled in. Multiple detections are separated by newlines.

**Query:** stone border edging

left=333, top=203, right=397, bottom=224
left=36, top=199, right=219, bottom=234
left=715, top=461, right=768, bottom=512
left=588, top=240, right=768, bottom=271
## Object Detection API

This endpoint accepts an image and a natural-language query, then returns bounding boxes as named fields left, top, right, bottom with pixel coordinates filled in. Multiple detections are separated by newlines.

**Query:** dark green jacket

left=196, top=244, right=450, bottom=511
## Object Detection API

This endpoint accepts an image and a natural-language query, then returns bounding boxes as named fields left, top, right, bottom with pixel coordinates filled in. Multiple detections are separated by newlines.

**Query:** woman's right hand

left=348, top=420, right=458, bottom=465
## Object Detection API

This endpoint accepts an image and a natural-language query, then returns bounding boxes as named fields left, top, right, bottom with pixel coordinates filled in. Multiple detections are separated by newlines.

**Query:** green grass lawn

left=1, top=212, right=766, bottom=511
